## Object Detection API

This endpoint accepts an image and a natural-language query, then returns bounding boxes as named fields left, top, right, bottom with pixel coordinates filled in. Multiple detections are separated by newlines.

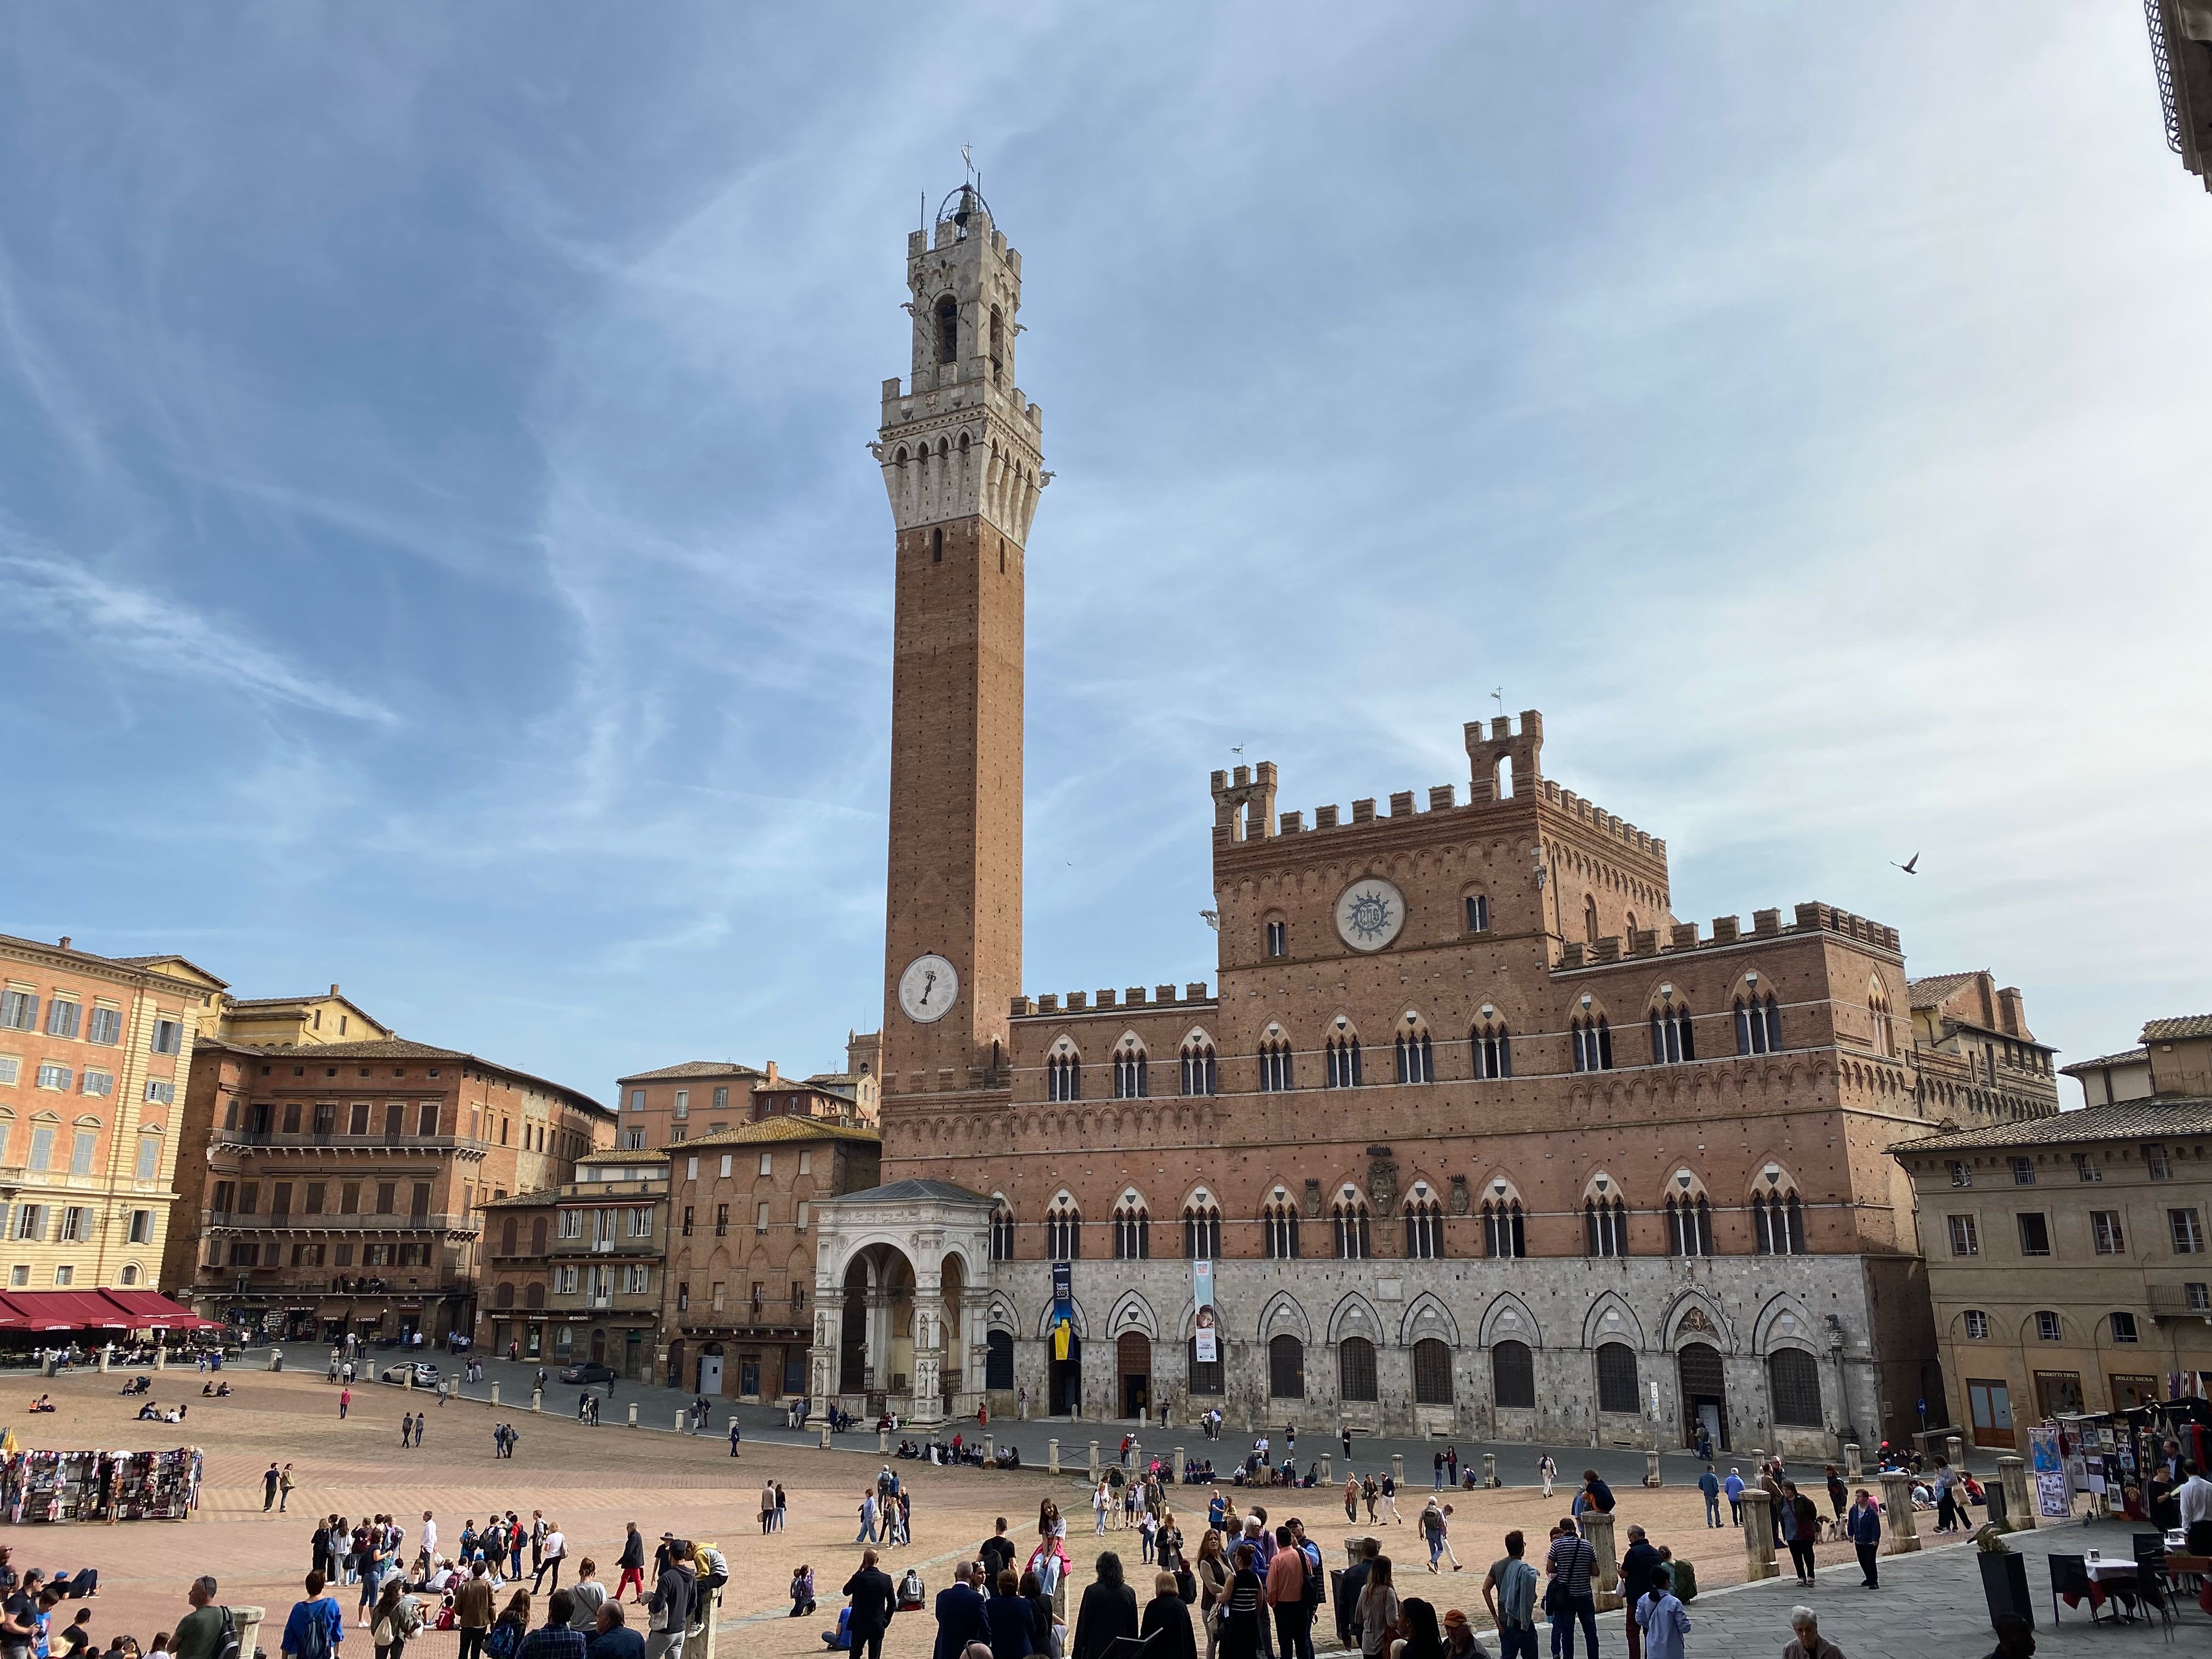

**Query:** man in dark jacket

left=1335, top=1539, right=1377, bottom=1651
left=930, top=1563, right=990, bottom=1659
left=1070, top=1553, right=1139, bottom=1659
left=1618, top=1526, right=1663, bottom=1659
left=841, top=1550, right=896, bottom=1659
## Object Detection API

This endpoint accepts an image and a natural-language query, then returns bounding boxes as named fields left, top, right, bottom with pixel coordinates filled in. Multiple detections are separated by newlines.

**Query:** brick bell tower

left=874, top=184, right=1047, bottom=1101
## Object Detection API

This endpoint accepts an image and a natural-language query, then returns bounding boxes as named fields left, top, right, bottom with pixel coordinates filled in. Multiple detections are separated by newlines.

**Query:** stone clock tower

left=874, top=185, right=1047, bottom=1098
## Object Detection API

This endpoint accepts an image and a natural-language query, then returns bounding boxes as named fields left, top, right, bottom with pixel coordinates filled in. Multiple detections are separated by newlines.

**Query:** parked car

left=558, top=1361, right=617, bottom=1385
left=378, top=1361, right=441, bottom=1387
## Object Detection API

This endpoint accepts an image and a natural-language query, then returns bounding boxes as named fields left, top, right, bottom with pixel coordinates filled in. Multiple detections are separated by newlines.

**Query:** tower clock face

left=898, top=953, right=960, bottom=1023
left=1335, top=877, right=1407, bottom=952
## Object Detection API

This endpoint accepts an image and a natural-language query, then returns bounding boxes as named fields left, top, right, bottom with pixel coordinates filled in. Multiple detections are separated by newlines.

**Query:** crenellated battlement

left=1010, top=983, right=1215, bottom=1019
left=1554, top=899, right=1903, bottom=972
left=1539, top=778, right=1665, bottom=861
left=1210, top=763, right=1278, bottom=845
left=1466, top=709, right=1543, bottom=803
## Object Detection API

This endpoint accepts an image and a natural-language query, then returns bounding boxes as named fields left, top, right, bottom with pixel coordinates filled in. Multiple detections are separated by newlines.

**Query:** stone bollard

left=986, top=1435, right=996, bottom=1462
left=233, top=1606, right=267, bottom=1659
left=1580, top=1510, right=1622, bottom=1610
left=1319, top=1453, right=1331, bottom=1484
left=1878, top=1471, right=1921, bottom=1554
left=1997, top=1455, right=2034, bottom=1531
left=1391, top=1453, right=1404, bottom=1490
left=98, top=1348, right=110, bottom=1375
left=154, top=1346, right=167, bottom=1372
left=879, top=1427, right=890, bottom=1454
left=1130, top=1441, right=1141, bottom=1471
left=1342, top=1534, right=1379, bottom=1567
left=1645, top=1451, right=1662, bottom=1487
left=1740, top=1489, right=1779, bottom=1580
left=268, top=1348, right=284, bottom=1372
left=1175, top=1446, right=1187, bottom=1481
left=1946, top=1435, right=1965, bottom=1471
left=531, top=1387, right=542, bottom=1413
left=1483, top=1452, right=1499, bottom=1489
left=1090, top=1440, right=1100, bottom=1480
left=405, top=1367, right=414, bottom=1391
left=1844, top=1443, right=1862, bottom=1481
left=819, top=1423, right=831, bottom=1449
left=675, top=1410, right=686, bottom=1435
left=628, top=1403, right=639, bottom=1428
left=491, top=1383, right=501, bottom=1407
left=1049, top=1438, right=1060, bottom=1476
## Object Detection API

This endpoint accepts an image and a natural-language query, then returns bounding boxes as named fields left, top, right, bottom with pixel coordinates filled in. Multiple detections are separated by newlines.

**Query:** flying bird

left=1892, top=852, right=1920, bottom=875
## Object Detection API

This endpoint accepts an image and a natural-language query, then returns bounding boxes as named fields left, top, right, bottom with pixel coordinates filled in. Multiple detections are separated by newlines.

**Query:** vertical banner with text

left=1052, top=1261, right=1074, bottom=1361
left=1193, top=1260, right=1218, bottom=1362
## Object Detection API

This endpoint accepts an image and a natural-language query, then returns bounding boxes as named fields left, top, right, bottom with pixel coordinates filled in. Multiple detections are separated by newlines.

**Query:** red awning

left=3, top=1291, right=131, bottom=1331
left=97, top=1290, right=219, bottom=1330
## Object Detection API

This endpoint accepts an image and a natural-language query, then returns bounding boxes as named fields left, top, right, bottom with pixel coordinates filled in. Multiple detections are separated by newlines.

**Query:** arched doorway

left=665, top=1339, right=685, bottom=1390
left=590, top=1328, right=606, bottom=1364
left=837, top=1244, right=919, bottom=1403
left=698, top=1340, right=725, bottom=1395
left=985, top=1329, right=1015, bottom=1391
left=1050, top=1327, right=1083, bottom=1416
left=1678, top=1342, right=1727, bottom=1448
left=1116, top=1331, right=1152, bottom=1418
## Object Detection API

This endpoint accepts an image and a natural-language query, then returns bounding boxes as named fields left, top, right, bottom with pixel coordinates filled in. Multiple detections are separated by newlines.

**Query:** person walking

left=266, top=1466, right=282, bottom=1513
left=411, top=1414, right=424, bottom=1448
left=369, top=1576, right=421, bottom=1659
left=1481, top=1532, right=1539, bottom=1659
left=1261, top=1531, right=1310, bottom=1659
left=1618, top=1527, right=1661, bottom=1659
left=1779, top=1483, right=1819, bottom=1586
left=533, top=1527, right=566, bottom=1594
left=1536, top=1456, right=1555, bottom=1500
left=1350, top=1557, right=1395, bottom=1659
left=1378, top=1472, right=1399, bottom=1526
left=838, top=1551, right=894, bottom=1659
left=282, top=1574, right=345, bottom=1659
left=1824, top=1467, right=1848, bottom=1523
left=1433, top=1452, right=1446, bottom=1492
left=1631, top=1569, right=1688, bottom=1659
left=1932, top=1462, right=1961, bottom=1534
left=455, top=1566, right=494, bottom=1659
left=1846, top=1489, right=1881, bottom=1589
left=1543, top=1520, right=1598, bottom=1659
left=727, top=1419, right=741, bottom=1459
left=399, top=1414, right=414, bottom=1449
left=615, top=1528, right=645, bottom=1605
left=337, top=1388, right=352, bottom=1421
left=1698, top=1466, right=1720, bottom=1529
left=1722, top=1469, right=1743, bottom=1526
left=1445, top=1448, right=1459, bottom=1487
left=776, top=1483, right=788, bottom=1534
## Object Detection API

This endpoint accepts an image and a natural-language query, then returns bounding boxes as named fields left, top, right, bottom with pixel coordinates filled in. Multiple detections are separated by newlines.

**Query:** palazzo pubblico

left=808, top=187, right=2059, bottom=1454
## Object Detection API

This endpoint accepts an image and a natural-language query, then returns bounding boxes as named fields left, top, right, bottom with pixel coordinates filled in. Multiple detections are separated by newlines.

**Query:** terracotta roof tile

left=2142, top=1015, right=2212, bottom=1042
left=1889, top=1097, right=2212, bottom=1154
left=1906, top=970, right=1986, bottom=1010
left=615, top=1060, right=764, bottom=1083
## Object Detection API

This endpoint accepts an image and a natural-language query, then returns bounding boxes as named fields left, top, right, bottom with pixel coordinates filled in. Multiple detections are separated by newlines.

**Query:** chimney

left=1997, top=987, right=2027, bottom=1037
left=764, top=1060, right=780, bottom=1084
left=330, top=984, right=340, bottom=997
left=57, top=937, right=70, bottom=952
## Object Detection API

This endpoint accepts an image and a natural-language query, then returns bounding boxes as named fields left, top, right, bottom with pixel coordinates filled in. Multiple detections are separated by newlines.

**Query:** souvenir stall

left=1, top=1446, right=200, bottom=1522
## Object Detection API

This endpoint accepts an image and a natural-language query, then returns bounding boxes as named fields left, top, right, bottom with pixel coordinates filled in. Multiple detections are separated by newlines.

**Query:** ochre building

left=809, top=188, right=2056, bottom=1455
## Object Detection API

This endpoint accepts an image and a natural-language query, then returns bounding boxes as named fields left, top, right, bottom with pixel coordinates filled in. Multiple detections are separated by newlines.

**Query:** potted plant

left=1975, top=1525, right=2032, bottom=1629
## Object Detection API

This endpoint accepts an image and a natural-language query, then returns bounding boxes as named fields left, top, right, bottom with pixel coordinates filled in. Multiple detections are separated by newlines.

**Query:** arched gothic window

left=1869, top=988, right=1896, bottom=1058
left=1046, top=1200, right=1081, bottom=1262
left=1464, top=893, right=1489, bottom=933
left=1482, top=1198, right=1526, bottom=1259
left=990, top=1204, right=1016, bottom=1261
left=1180, top=1041, right=1217, bottom=1097
left=1585, top=1195, right=1629, bottom=1258
left=988, top=304, right=1004, bottom=383
left=1395, top=1028, right=1434, bottom=1084
left=934, top=294, right=959, bottom=364
left=1572, top=1015, right=1613, bottom=1072
left=1325, top=1034, right=1362, bottom=1090
left=1113, top=1044, right=1148, bottom=1099
left=1113, top=1200, right=1150, bottom=1261
left=1182, top=1203, right=1221, bottom=1261
left=1471, top=1023, right=1513, bottom=1079
left=1262, top=1199, right=1300, bottom=1260
left=1768, top=1348, right=1824, bottom=1426
left=1403, top=1197, right=1445, bottom=1259
left=1584, top=895, right=1600, bottom=945
left=1338, top=1337, right=1379, bottom=1402
left=1258, top=1037, right=1294, bottom=1093
left=1752, top=1189, right=1807, bottom=1255
left=1333, top=1197, right=1371, bottom=1260
left=1047, top=1049, right=1082, bottom=1102
left=1268, top=1334, right=1305, bottom=1400
left=1734, top=993, right=1782, bottom=1056
left=1649, top=1000, right=1696, bottom=1065
left=1491, top=1340, right=1536, bottom=1408
left=1666, top=1194, right=1714, bottom=1256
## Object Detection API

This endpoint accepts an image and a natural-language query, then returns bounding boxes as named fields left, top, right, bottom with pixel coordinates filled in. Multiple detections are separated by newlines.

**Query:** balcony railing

left=2147, top=1283, right=2212, bottom=1319
left=204, top=1212, right=477, bottom=1235
left=212, top=1131, right=489, bottom=1154
left=191, top=1277, right=475, bottom=1301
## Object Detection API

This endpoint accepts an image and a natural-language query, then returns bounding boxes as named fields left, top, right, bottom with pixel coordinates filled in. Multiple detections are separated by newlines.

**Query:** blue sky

left=3, top=5, right=2208, bottom=1102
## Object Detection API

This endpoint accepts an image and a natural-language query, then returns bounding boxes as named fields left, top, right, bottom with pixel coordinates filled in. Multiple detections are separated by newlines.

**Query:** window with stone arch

left=1045, top=1194, right=1081, bottom=1262
left=1463, top=890, right=1490, bottom=934
left=1750, top=1171, right=1807, bottom=1255
left=1268, top=1333, right=1306, bottom=1400
left=934, top=293, right=959, bottom=364
left=1261, top=1188, right=1301, bottom=1259
left=1403, top=1182, right=1446, bottom=1259
left=1180, top=1032, right=1218, bottom=1097
left=1649, top=994, right=1696, bottom=1065
left=1571, top=998, right=1613, bottom=1071
left=1584, top=1173, right=1629, bottom=1259
left=1112, top=1190, right=1150, bottom=1260
left=1395, top=1014, right=1434, bottom=1084
left=1768, top=1347, right=1823, bottom=1426
left=1867, top=980, right=1897, bottom=1058
left=1112, top=1036, right=1148, bottom=1100
left=1338, top=1336, right=1379, bottom=1402
left=1332, top=1187, right=1371, bottom=1260
left=989, top=1199, right=1016, bottom=1261
left=1046, top=1038, right=1082, bottom=1103
left=1664, top=1170, right=1714, bottom=1257
left=1470, top=1018, right=1511, bottom=1079
left=1257, top=1029, right=1294, bottom=1093
left=1584, top=894, right=1600, bottom=945
left=988, top=304, right=1005, bottom=383
left=1412, top=1338, right=1454, bottom=1405
left=1735, top=984, right=1783, bottom=1056
left=1481, top=1177, right=1527, bottom=1259
left=1595, top=1341, right=1639, bottom=1414
left=1182, top=1190, right=1222, bottom=1261
left=1325, top=1022, right=1362, bottom=1089
left=1491, top=1339, right=1536, bottom=1408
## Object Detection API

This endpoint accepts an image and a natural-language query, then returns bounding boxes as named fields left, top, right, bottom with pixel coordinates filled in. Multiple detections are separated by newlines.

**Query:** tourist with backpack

left=280, top=1575, right=344, bottom=1659
left=169, top=1578, right=234, bottom=1659
left=484, top=1593, right=531, bottom=1659
left=369, top=1578, right=421, bottom=1659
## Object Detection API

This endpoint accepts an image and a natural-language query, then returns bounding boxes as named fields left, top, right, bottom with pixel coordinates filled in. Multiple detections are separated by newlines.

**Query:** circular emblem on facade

left=1335, top=877, right=1407, bottom=952
left=898, top=953, right=960, bottom=1024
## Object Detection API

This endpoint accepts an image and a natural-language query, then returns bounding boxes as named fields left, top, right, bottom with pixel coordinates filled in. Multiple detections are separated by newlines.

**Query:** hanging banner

left=1193, top=1261, right=1218, bottom=1363
left=1051, top=1262, right=1074, bottom=1361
